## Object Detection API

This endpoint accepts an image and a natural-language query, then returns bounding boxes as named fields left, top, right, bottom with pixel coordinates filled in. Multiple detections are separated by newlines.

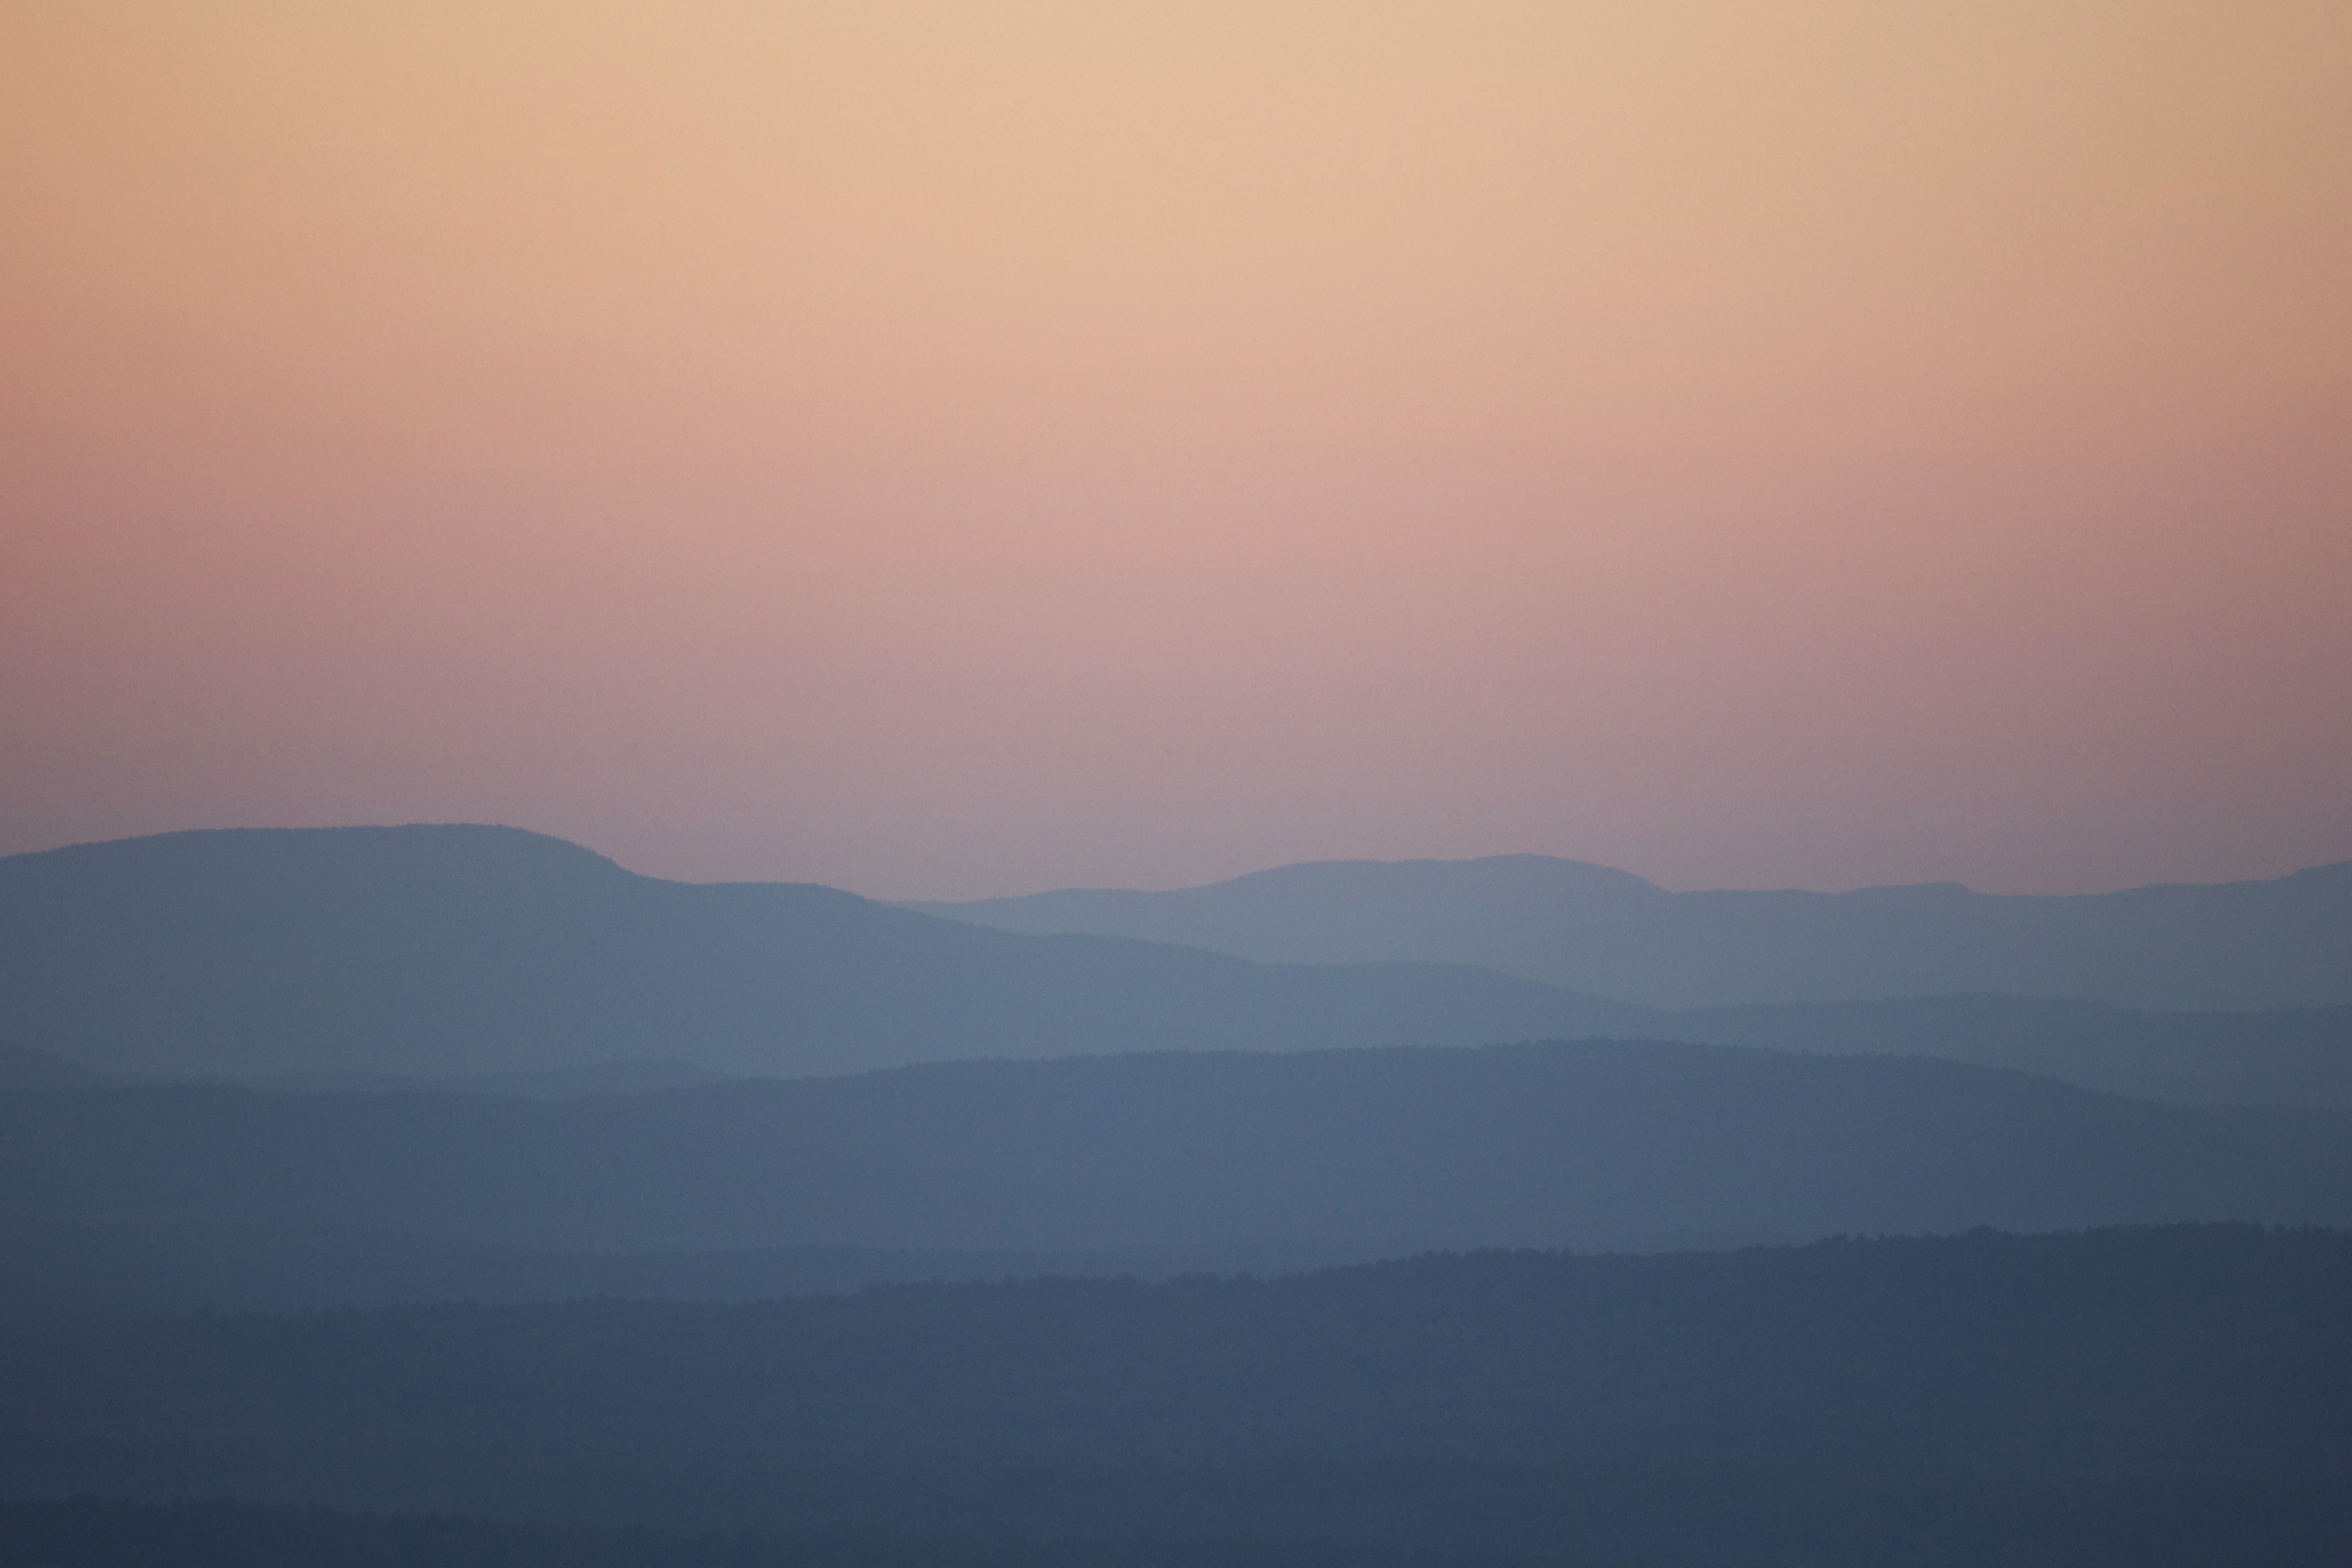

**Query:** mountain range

left=0, top=827, right=1646, bottom=1080
left=5, top=827, right=2348, bottom=1109
left=10, top=824, right=2352, bottom=1562
left=910, top=853, right=2352, bottom=1009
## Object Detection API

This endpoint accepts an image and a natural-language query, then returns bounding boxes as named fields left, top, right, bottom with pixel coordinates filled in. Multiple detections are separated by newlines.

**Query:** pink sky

left=4, top=2, right=2348, bottom=898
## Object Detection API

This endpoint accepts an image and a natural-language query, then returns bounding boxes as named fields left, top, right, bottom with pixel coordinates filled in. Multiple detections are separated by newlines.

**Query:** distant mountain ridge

left=909, top=853, right=2352, bottom=1010
left=0, top=827, right=1648, bottom=1080
left=1682, top=995, right=2352, bottom=1110
left=8, top=1041, right=2349, bottom=1256
left=7, top=826, right=2351, bottom=1107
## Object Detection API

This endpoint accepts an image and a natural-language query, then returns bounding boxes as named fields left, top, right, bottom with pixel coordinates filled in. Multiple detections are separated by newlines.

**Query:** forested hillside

left=8, top=1227, right=2348, bottom=1565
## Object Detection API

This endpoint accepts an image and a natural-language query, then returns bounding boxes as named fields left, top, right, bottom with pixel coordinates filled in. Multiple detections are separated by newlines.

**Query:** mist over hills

left=9, top=827, right=2352, bottom=1563
left=910, top=853, right=2352, bottom=1010
left=1680, top=996, right=2352, bottom=1111
left=0, top=827, right=1647, bottom=1080
left=7, top=826, right=2351, bottom=1111
left=9, top=1043, right=2350, bottom=1259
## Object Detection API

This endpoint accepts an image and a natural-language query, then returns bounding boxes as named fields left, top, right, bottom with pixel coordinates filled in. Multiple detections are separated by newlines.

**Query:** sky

left=4, top=0, right=2348, bottom=899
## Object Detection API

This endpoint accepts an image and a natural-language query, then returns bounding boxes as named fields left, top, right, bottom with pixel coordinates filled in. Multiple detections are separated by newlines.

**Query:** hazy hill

left=198, top=1003, right=2352, bottom=1114
left=9, top=1227, right=2349, bottom=1564
left=10, top=827, right=2351, bottom=1109
left=908, top=853, right=2352, bottom=1009
left=243, top=1059, right=731, bottom=1099
left=0, top=827, right=1648, bottom=1079
left=8, top=1042, right=2349, bottom=1256
left=0, top=1216, right=1232, bottom=1315
left=0, top=1037, right=113, bottom=1090
left=1676, top=996, right=2352, bottom=1111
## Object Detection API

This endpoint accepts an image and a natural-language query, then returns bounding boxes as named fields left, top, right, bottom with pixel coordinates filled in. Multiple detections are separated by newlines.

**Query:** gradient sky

left=4, top=1, right=2348, bottom=898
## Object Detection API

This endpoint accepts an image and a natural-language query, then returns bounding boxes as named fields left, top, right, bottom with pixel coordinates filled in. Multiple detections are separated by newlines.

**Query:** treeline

left=0, top=1497, right=1588, bottom=1568
left=7, top=1227, right=2351, bottom=1562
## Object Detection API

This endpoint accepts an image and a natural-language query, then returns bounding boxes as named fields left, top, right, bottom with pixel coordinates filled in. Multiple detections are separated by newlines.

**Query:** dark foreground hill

left=7, top=1043, right=2350, bottom=1264
left=7, top=1227, right=2349, bottom=1566
left=0, top=1499, right=1564, bottom=1568
left=911, top=852, right=2352, bottom=1009
left=0, top=827, right=1652, bottom=1080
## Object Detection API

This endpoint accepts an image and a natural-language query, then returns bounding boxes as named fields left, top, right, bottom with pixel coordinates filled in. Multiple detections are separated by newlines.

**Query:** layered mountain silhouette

left=8, top=1043, right=2349, bottom=1259
left=12, top=830, right=2352, bottom=1561
left=910, top=853, right=2352, bottom=1009
left=0, top=827, right=1648, bottom=1080
left=7, top=827, right=2350, bottom=1107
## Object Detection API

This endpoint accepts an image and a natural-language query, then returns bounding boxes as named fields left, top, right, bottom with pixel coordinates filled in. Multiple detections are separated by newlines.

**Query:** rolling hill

left=0, top=1215, right=1196, bottom=1315
left=909, top=853, right=2352, bottom=1009
left=0, top=827, right=1648, bottom=1080
left=9, top=1227, right=2350, bottom=1565
left=9, top=827, right=2348, bottom=1109
left=1677, top=995, right=2352, bottom=1110
left=7, top=1041, right=2349, bottom=1257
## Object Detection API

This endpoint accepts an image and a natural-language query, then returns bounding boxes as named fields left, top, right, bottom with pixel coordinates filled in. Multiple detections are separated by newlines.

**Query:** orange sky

left=4, top=1, right=2348, bottom=897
